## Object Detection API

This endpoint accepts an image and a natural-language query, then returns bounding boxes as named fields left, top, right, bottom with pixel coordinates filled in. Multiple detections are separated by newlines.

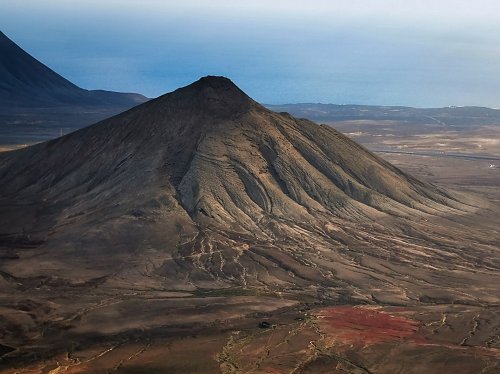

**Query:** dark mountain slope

left=0, top=77, right=459, bottom=215
left=0, top=30, right=147, bottom=108
left=0, top=77, right=497, bottom=307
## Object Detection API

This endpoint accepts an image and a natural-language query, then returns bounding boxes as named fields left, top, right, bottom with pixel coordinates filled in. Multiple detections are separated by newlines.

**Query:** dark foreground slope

left=0, top=30, right=148, bottom=147
left=0, top=77, right=499, bottom=372
left=0, top=31, right=146, bottom=108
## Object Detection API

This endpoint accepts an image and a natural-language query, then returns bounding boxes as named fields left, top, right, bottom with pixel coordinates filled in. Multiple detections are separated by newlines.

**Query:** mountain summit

left=172, top=75, right=252, bottom=104
left=152, top=76, right=257, bottom=118
left=0, top=77, right=495, bottom=307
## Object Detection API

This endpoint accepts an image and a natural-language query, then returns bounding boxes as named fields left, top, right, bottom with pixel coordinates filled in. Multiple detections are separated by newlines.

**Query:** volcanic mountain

left=0, top=76, right=498, bottom=306
left=0, top=30, right=147, bottom=108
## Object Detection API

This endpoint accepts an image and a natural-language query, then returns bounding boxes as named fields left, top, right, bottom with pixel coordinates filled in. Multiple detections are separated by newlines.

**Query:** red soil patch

left=316, top=306, right=419, bottom=346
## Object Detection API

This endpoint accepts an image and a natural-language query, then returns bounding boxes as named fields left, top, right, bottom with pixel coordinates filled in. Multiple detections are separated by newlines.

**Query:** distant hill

left=266, top=103, right=500, bottom=127
left=0, top=30, right=147, bottom=108
left=0, top=30, right=149, bottom=147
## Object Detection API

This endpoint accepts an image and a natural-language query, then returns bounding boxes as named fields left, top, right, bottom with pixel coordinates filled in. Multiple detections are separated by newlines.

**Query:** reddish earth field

left=316, top=306, right=419, bottom=346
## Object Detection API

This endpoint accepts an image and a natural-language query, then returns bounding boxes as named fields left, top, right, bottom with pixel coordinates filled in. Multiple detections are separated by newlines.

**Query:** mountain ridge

left=0, top=30, right=147, bottom=108
left=265, top=102, right=500, bottom=126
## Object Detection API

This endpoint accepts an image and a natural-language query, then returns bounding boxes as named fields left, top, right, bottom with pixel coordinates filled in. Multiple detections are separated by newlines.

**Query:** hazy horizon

left=1, top=0, right=499, bottom=108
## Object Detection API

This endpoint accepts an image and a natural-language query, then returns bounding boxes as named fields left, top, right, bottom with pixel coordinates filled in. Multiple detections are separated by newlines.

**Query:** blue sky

left=1, top=0, right=500, bottom=107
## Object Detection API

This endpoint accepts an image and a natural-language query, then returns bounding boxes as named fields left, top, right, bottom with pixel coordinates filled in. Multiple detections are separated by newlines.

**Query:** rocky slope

left=0, top=76, right=497, bottom=306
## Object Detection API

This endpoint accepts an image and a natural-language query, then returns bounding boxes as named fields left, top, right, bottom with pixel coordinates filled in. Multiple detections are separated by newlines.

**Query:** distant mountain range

left=266, top=103, right=500, bottom=127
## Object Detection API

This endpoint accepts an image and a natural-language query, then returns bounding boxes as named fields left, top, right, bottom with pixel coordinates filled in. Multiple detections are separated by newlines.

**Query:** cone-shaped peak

left=192, top=75, right=240, bottom=90
left=158, top=75, right=259, bottom=116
